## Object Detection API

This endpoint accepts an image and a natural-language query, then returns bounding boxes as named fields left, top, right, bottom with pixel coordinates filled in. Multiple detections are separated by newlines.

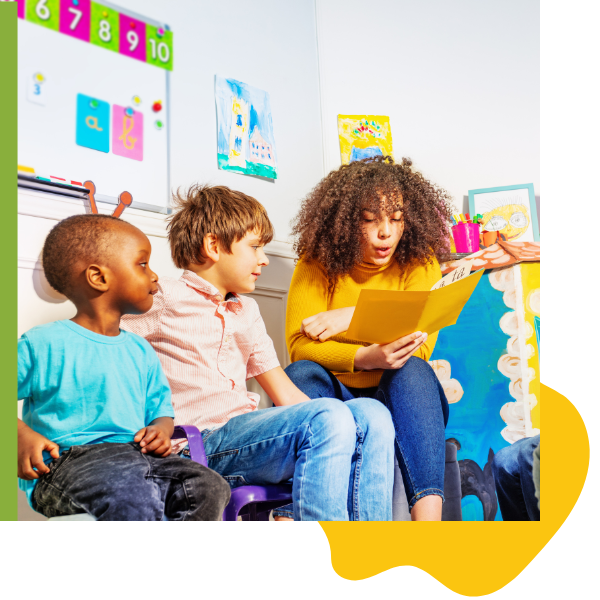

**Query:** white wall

left=112, top=0, right=324, bottom=242
left=315, top=0, right=540, bottom=212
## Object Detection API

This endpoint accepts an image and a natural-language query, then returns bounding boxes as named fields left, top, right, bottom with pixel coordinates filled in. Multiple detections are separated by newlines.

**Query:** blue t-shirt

left=18, top=320, right=175, bottom=504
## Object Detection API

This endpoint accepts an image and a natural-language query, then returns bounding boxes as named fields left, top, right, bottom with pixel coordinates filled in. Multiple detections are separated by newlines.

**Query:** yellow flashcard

left=346, top=269, right=484, bottom=344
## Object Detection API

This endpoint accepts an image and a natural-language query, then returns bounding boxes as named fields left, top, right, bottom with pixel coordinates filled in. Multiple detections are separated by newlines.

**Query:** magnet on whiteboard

left=154, top=120, right=164, bottom=130
left=130, top=21, right=136, bottom=28
left=102, top=10, right=108, bottom=17
left=152, top=101, right=162, bottom=113
left=157, top=28, right=165, bottom=37
left=34, top=73, right=45, bottom=83
left=132, top=95, right=142, bottom=105
left=125, top=107, right=134, bottom=117
left=89, top=99, right=99, bottom=109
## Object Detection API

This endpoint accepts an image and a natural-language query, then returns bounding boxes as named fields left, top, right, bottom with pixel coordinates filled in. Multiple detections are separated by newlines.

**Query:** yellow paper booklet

left=345, top=262, right=483, bottom=344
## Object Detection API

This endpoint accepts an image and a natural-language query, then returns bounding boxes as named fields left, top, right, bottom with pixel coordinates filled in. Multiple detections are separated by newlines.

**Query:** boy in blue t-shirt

left=18, top=214, right=230, bottom=520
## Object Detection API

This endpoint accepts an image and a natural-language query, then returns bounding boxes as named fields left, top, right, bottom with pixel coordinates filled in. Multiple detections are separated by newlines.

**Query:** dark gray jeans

left=32, top=442, right=231, bottom=521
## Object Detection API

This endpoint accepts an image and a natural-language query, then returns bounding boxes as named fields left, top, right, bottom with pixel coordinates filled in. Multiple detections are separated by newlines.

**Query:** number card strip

left=23, top=0, right=172, bottom=70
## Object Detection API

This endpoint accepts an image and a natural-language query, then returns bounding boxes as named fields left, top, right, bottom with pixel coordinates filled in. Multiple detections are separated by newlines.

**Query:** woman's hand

left=354, top=331, right=428, bottom=371
left=300, top=307, right=355, bottom=342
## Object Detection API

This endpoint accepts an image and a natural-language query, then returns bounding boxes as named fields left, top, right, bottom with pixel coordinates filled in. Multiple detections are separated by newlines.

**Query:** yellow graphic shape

left=482, top=204, right=530, bottom=241
left=118, top=116, right=137, bottom=150
left=321, top=384, right=589, bottom=596
left=338, top=115, right=393, bottom=165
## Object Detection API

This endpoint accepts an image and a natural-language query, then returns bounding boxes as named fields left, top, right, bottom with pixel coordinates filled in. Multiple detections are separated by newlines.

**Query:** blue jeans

left=492, top=435, right=540, bottom=521
left=194, top=397, right=394, bottom=521
left=278, top=357, right=449, bottom=514
left=32, top=442, right=231, bottom=521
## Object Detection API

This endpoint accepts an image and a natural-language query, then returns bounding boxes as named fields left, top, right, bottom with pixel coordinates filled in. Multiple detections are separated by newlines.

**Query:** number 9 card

left=118, top=12, right=146, bottom=62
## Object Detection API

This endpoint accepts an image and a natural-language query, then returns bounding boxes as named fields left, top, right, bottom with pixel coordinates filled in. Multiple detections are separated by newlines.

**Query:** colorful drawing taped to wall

left=337, top=115, right=393, bottom=165
left=27, top=72, right=47, bottom=105
left=469, top=185, right=539, bottom=242
left=59, top=0, right=91, bottom=43
left=76, top=93, right=109, bottom=153
left=111, top=104, right=143, bottom=161
left=119, top=13, right=147, bottom=62
left=215, top=76, right=278, bottom=179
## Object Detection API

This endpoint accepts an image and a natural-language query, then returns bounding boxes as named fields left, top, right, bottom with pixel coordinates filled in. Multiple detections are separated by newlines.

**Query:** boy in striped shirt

left=121, top=185, right=394, bottom=521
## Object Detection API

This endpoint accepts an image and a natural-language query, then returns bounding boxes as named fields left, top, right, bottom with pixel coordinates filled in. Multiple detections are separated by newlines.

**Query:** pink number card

left=59, top=0, right=91, bottom=42
left=118, top=13, right=146, bottom=62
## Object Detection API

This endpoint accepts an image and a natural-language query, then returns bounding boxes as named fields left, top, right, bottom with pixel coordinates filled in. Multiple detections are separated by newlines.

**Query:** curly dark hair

left=291, top=156, right=454, bottom=290
left=42, top=214, right=130, bottom=297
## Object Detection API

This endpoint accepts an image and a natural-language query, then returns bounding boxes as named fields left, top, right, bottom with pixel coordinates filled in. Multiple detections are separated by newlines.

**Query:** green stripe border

left=1, top=1, right=17, bottom=521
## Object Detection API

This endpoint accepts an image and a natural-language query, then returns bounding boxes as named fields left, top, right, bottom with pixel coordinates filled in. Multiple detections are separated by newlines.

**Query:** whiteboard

left=18, top=6, right=171, bottom=212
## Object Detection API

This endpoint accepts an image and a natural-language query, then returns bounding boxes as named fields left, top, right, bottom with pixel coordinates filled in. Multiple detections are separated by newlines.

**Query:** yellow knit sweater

left=286, top=257, right=442, bottom=388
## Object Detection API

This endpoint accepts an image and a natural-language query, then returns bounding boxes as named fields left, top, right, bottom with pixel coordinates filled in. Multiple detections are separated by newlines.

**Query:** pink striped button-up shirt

left=120, top=271, right=280, bottom=436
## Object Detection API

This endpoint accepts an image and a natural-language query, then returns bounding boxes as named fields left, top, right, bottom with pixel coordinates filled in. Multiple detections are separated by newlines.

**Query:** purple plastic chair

left=172, top=425, right=293, bottom=521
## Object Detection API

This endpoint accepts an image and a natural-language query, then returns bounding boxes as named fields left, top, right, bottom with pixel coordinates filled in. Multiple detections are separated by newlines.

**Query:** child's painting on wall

left=215, top=77, right=278, bottom=179
left=469, top=184, right=539, bottom=242
left=337, top=115, right=393, bottom=165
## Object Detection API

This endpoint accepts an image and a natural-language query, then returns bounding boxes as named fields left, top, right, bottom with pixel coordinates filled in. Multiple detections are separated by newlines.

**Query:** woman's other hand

left=300, top=307, right=355, bottom=342
left=354, top=331, right=428, bottom=371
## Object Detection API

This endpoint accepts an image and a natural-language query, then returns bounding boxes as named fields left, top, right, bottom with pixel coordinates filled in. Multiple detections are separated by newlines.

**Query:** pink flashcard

left=119, top=13, right=146, bottom=62
left=17, top=0, right=25, bottom=19
left=111, top=105, right=143, bottom=161
left=59, top=0, right=91, bottom=42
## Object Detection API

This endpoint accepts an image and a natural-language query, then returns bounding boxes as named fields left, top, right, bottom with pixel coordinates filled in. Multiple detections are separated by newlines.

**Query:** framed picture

left=468, top=183, right=539, bottom=242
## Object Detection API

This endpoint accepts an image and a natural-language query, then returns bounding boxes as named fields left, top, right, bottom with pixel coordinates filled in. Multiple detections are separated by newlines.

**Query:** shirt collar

left=180, top=270, right=242, bottom=311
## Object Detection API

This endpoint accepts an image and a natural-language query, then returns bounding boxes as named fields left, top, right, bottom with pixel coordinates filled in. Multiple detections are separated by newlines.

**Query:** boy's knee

left=310, top=398, right=356, bottom=442
left=347, top=398, right=395, bottom=440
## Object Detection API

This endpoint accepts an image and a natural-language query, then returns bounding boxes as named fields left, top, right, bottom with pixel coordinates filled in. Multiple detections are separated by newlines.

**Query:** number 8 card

left=89, top=1, right=120, bottom=53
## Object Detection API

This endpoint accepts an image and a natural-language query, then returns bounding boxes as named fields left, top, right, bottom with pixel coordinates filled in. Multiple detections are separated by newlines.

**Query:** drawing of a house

left=249, top=127, right=275, bottom=166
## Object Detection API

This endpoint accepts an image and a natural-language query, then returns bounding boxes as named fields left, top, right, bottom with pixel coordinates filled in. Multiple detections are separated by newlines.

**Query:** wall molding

left=18, top=188, right=170, bottom=238
left=18, top=188, right=297, bottom=260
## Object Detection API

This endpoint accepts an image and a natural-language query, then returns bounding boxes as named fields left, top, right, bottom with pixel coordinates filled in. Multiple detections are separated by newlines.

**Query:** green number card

left=90, top=1, right=120, bottom=53
left=146, top=25, right=173, bottom=71
left=26, top=0, right=60, bottom=31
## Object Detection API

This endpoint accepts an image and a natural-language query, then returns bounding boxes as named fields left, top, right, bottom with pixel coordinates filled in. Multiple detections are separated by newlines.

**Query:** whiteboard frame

left=18, top=1, right=172, bottom=215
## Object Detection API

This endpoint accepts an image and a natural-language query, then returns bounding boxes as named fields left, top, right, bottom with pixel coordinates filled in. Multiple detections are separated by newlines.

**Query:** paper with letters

left=346, top=267, right=484, bottom=344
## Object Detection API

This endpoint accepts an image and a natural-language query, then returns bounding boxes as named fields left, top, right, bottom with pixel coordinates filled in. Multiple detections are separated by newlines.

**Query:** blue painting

left=431, top=272, right=514, bottom=521
left=215, top=77, right=278, bottom=179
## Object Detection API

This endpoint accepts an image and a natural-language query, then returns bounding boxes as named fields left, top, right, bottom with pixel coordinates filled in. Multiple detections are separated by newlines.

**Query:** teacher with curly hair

left=282, top=156, right=454, bottom=521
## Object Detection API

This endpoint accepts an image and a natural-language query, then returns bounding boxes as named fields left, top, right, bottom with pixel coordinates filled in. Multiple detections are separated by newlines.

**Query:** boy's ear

left=203, top=233, right=220, bottom=262
left=85, top=264, right=110, bottom=292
